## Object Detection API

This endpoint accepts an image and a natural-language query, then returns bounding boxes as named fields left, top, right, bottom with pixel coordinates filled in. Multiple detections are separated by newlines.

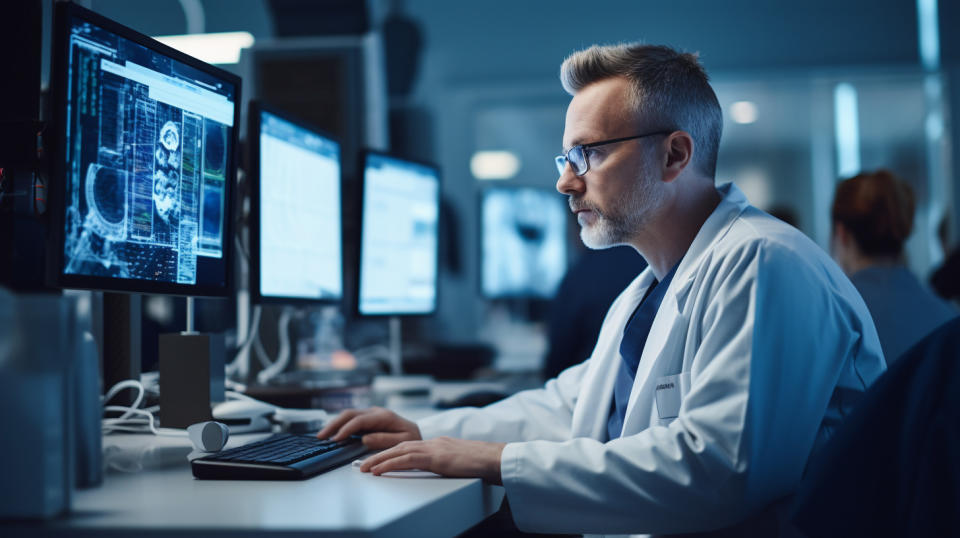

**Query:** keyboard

left=191, top=433, right=368, bottom=480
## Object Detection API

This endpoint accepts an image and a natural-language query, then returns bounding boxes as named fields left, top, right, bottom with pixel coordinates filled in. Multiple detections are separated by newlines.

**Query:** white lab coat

left=417, top=183, right=886, bottom=537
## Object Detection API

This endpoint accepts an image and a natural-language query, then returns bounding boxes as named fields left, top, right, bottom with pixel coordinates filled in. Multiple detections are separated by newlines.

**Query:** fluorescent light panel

left=833, top=83, right=861, bottom=178
left=153, top=31, right=254, bottom=65
left=471, top=151, right=521, bottom=180
left=917, top=0, right=940, bottom=71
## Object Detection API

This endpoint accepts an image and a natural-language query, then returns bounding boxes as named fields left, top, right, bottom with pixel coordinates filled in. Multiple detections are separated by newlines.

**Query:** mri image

left=61, top=18, right=234, bottom=286
left=482, top=187, right=568, bottom=299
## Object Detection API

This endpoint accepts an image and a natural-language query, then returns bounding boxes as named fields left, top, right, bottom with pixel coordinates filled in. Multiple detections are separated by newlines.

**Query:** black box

left=158, top=332, right=225, bottom=429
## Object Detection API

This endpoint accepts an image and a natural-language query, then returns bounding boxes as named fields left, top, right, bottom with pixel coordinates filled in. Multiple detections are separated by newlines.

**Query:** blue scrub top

left=608, top=262, right=680, bottom=440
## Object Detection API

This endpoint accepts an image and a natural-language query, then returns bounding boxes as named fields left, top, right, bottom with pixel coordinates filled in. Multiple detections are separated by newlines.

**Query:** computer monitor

left=357, top=151, right=440, bottom=316
left=481, top=186, right=568, bottom=299
left=249, top=102, right=343, bottom=304
left=48, top=2, right=240, bottom=296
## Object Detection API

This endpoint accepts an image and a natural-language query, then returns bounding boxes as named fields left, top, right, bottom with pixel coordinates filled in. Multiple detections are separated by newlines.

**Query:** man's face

left=556, top=77, right=664, bottom=249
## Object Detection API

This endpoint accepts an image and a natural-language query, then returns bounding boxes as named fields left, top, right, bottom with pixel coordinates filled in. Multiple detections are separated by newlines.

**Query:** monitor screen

left=51, top=3, right=238, bottom=295
left=252, top=105, right=343, bottom=303
left=481, top=187, right=567, bottom=299
left=358, top=152, right=440, bottom=316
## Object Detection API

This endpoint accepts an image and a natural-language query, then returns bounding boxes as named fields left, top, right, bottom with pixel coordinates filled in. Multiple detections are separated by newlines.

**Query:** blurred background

left=36, top=0, right=960, bottom=374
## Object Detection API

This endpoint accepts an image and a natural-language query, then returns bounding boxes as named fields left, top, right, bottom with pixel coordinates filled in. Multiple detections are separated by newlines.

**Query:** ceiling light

left=153, top=31, right=255, bottom=65
left=730, top=101, right=758, bottom=124
left=471, top=151, right=521, bottom=180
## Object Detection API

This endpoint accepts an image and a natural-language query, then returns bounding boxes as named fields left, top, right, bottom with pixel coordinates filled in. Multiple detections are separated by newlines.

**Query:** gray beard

left=578, top=170, right=661, bottom=249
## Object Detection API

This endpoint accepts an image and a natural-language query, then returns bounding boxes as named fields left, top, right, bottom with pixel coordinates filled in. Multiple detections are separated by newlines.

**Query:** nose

left=556, top=164, right=585, bottom=196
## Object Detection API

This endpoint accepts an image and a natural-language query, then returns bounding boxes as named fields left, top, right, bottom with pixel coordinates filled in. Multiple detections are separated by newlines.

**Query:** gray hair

left=560, top=43, right=723, bottom=178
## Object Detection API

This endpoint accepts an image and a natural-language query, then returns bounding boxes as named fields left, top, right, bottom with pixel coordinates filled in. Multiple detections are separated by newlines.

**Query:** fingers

left=361, top=431, right=417, bottom=450
left=316, top=407, right=419, bottom=443
left=316, top=408, right=364, bottom=439
left=328, top=411, right=395, bottom=441
left=369, top=453, right=425, bottom=475
left=359, top=441, right=422, bottom=473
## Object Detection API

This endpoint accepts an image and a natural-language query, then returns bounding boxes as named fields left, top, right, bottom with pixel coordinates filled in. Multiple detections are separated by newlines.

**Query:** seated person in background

left=931, top=213, right=960, bottom=306
left=830, top=170, right=957, bottom=364
left=931, top=247, right=960, bottom=306
left=542, top=244, right=647, bottom=380
left=319, top=43, right=885, bottom=536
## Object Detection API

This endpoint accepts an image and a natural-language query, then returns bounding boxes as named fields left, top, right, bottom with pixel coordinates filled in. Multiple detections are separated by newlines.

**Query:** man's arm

left=318, top=357, right=591, bottom=460
left=415, top=357, right=590, bottom=442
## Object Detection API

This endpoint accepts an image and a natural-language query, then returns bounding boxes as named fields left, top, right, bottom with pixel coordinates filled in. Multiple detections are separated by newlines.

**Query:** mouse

left=436, top=390, right=508, bottom=409
left=212, top=399, right=277, bottom=434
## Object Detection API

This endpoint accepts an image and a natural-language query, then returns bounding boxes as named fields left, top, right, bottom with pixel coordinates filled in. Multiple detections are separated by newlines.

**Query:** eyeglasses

left=554, top=130, right=673, bottom=176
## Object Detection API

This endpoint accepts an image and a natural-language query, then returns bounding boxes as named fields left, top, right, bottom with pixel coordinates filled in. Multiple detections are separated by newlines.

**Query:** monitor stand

left=158, top=297, right=224, bottom=428
left=388, top=316, right=402, bottom=375
left=99, top=292, right=142, bottom=405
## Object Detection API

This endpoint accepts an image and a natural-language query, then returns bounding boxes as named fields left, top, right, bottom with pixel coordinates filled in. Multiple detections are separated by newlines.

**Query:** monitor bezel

left=47, top=2, right=240, bottom=297
left=248, top=100, right=345, bottom=306
left=478, top=184, right=569, bottom=300
left=354, top=149, right=442, bottom=318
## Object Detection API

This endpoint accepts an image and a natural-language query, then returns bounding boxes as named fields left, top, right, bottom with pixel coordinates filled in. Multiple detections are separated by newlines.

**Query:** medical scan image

left=482, top=187, right=567, bottom=299
left=61, top=19, right=234, bottom=285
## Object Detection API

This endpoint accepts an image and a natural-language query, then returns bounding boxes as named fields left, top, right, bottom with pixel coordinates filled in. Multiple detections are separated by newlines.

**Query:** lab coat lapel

left=620, top=183, right=751, bottom=434
left=571, top=269, right=656, bottom=440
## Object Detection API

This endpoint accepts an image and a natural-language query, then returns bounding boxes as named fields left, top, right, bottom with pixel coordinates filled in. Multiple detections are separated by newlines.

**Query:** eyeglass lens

left=556, top=146, right=587, bottom=175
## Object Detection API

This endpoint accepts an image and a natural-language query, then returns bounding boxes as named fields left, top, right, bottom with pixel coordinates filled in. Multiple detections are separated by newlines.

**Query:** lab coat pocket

left=655, top=372, right=691, bottom=424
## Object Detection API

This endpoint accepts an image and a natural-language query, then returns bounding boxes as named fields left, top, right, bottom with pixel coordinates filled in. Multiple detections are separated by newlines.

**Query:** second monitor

left=249, top=102, right=343, bottom=304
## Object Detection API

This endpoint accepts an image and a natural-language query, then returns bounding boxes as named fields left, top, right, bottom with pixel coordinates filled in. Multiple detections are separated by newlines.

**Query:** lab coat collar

left=670, top=182, right=750, bottom=313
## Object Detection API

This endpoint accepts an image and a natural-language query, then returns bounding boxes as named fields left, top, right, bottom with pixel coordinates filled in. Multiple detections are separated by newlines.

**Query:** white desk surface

left=11, top=433, right=504, bottom=537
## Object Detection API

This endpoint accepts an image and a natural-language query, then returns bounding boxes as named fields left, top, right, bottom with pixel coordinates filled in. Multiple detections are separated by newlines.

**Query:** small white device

left=212, top=399, right=278, bottom=434
left=187, top=421, right=230, bottom=452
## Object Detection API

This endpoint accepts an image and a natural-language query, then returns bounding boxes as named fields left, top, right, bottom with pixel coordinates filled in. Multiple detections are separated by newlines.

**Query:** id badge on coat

left=655, top=372, right=691, bottom=421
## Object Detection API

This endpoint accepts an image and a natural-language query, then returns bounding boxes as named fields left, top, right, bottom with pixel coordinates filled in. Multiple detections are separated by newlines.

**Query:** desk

left=7, top=433, right=505, bottom=537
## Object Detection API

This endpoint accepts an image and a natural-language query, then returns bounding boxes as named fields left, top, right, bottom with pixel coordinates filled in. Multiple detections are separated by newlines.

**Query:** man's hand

left=358, top=437, right=506, bottom=485
left=316, top=407, right=421, bottom=450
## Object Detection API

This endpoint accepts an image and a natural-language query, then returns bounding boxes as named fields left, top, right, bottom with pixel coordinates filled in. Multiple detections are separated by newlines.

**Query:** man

left=319, top=43, right=885, bottom=536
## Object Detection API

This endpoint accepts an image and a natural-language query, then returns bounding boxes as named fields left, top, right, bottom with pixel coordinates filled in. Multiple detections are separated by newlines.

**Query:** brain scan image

left=152, top=168, right=180, bottom=221
left=160, top=121, right=180, bottom=151
left=61, top=19, right=232, bottom=285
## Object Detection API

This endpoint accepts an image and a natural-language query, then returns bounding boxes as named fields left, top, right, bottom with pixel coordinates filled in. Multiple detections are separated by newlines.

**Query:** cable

left=102, top=379, right=145, bottom=423
left=253, top=323, right=272, bottom=369
left=225, top=304, right=262, bottom=380
left=256, top=307, right=294, bottom=384
left=234, top=234, right=249, bottom=262
left=102, top=406, right=186, bottom=437
left=101, top=379, right=187, bottom=437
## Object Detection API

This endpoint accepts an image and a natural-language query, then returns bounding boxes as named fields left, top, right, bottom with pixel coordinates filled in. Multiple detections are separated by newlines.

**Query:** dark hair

left=831, top=170, right=915, bottom=257
left=560, top=43, right=723, bottom=178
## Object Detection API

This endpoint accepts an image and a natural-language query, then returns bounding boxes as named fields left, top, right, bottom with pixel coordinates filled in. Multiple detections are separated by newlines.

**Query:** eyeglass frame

left=555, top=130, right=674, bottom=176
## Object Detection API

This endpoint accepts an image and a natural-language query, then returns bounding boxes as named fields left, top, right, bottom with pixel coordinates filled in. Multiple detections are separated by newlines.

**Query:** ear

left=661, top=131, right=694, bottom=182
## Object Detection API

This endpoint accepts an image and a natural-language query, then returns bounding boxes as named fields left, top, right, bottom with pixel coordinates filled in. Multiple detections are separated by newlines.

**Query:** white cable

left=101, top=379, right=188, bottom=437
left=102, top=406, right=186, bottom=437
left=226, top=304, right=262, bottom=380
left=235, top=305, right=262, bottom=350
left=102, top=380, right=145, bottom=423
left=257, top=307, right=294, bottom=384
left=234, top=234, right=250, bottom=262
left=253, top=326, right=272, bottom=369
